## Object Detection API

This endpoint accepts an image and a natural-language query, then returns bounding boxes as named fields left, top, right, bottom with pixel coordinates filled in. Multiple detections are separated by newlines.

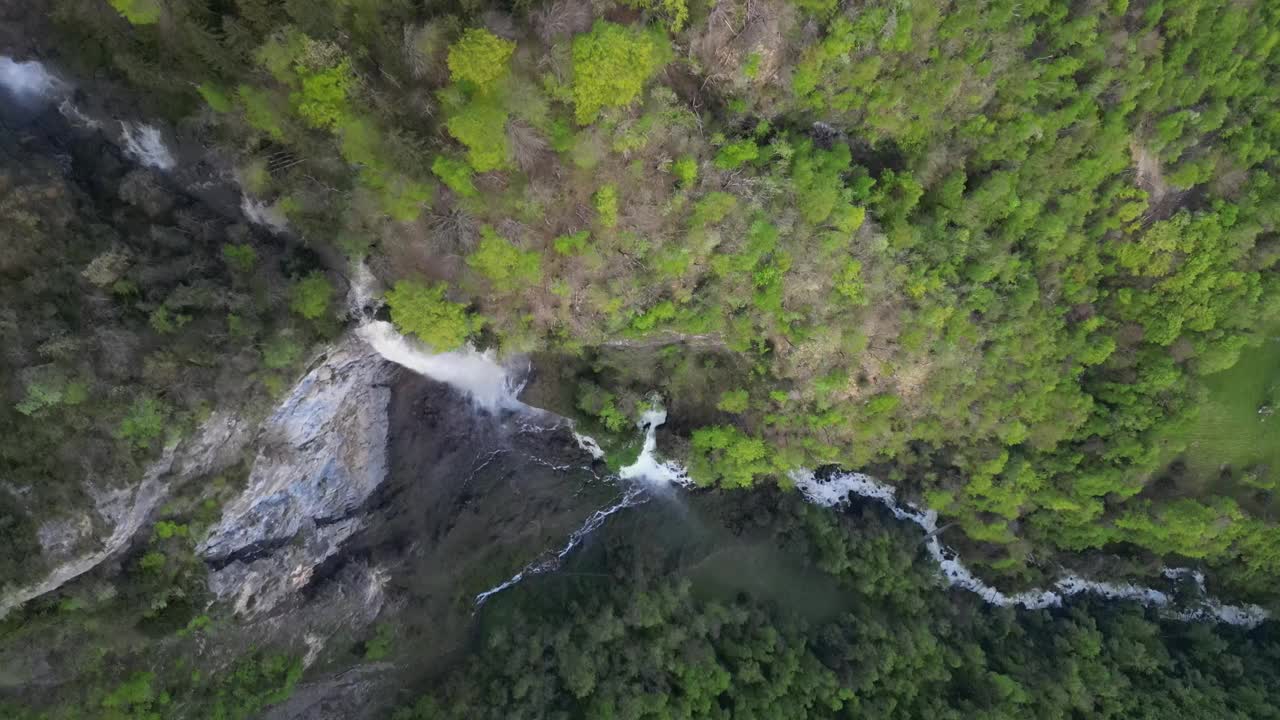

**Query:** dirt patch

left=1131, top=141, right=1185, bottom=222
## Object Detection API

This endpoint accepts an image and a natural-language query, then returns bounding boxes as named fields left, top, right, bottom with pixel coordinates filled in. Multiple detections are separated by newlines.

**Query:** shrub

left=292, top=61, right=352, bottom=130
left=432, top=156, right=478, bottom=198
left=688, top=425, right=778, bottom=488
left=239, top=85, right=286, bottom=140
left=594, top=185, right=619, bottom=228
left=717, top=389, right=750, bottom=413
left=714, top=139, right=760, bottom=169
left=570, top=21, right=669, bottom=125
left=117, top=397, right=168, bottom=449
left=447, top=28, right=516, bottom=92
left=467, top=227, right=543, bottom=291
left=198, top=84, right=233, bottom=113
left=446, top=99, right=511, bottom=172
left=672, top=155, right=698, bottom=187
left=262, top=334, right=303, bottom=370
left=222, top=243, right=258, bottom=274
left=622, top=0, right=689, bottom=31
left=554, top=230, right=591, bottom=255
left=385, top=280, right=481, bottom=351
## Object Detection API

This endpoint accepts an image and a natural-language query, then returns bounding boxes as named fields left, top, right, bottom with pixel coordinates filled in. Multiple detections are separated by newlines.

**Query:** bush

left=432, top=156, right=478, bottom=198
left=717, top=389, right=750, bottom=413
left=688, top=425, right=779, bottom=488
left=222, top=243, right=258, bottom=274
left=292, top=61, right=352, bottom=130
left=117, top=397, right=168, bottom=449
left=571, top=21, right=670, bottom=125
left=198, top=84, right=233, bottom=113
left=554, top=230, right=591, bottom=255
left=672, top=155, right=698, bottom=187
left=385, top=280, right=481, bottom=351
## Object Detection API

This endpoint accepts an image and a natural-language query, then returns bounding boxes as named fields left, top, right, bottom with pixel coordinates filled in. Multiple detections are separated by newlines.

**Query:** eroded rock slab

left=199, top=339, right=393, bottom=616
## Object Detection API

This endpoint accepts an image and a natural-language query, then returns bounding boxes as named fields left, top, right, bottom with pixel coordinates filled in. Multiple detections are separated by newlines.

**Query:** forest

left=2, top=0, right=1280, bottom=715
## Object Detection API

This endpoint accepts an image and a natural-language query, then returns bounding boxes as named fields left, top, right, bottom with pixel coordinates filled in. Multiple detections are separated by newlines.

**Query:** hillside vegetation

left=27, top=0, right=1280, bottom=600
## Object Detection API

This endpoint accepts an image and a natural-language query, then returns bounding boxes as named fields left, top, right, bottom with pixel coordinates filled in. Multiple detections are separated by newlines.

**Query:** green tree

left=117, top=397, right=168, bottom=449
left=688, top=425, right=779, bottom=488
left=432, top=156, right=478, bottom=198
left=446, top=99, right=511, bottom=172
left=290, top=272, right=333, bottom=320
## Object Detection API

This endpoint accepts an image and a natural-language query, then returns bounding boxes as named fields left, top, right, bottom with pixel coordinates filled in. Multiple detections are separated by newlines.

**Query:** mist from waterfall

left=0, top=56, right=59, bottom=102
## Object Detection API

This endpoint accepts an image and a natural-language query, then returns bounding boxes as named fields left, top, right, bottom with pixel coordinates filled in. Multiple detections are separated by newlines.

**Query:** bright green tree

left=570, top=21, right=669, bottom=125
left=447, top=28, right=516, bottom=92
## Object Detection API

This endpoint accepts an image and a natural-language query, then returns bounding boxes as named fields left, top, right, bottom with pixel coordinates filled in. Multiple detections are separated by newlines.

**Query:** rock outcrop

left=0, top=410, right=250, bottom=618
left=199, top=339, right=393, bottom=616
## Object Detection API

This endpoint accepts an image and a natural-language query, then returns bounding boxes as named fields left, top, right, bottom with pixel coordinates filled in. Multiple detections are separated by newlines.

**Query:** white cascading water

left=789, top=469, right=1269, bottom=627
left=619, top=406, right=692, bottom=486
left=240, top=197, right=288, bottom=233
left=119, top=121, right=176, bottom=170
left=473, top=484, right=647, bottom=607
left=0, top=56, right=177, bottom=173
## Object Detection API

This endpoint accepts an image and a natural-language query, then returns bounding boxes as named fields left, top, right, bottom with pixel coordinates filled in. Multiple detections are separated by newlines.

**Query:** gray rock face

left=199, top=339, right=393, bottom=617
left=0, top=410, right=250, bottom=618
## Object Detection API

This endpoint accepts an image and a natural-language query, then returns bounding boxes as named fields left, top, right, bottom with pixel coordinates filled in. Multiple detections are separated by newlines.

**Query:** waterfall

left=119, top=121, right=176, bottom=170
left=474, top=485, right=647, bottom=607
left=790, top=469, right=1270, bottom=627
left=346, top=264, right=523, bottom=411
left=355, top=320, right=521, bottom=412
left=240, top=196, right=288, bottom=233
left=618, top=406, right=692, bottom=486
left=0, top=55, right=178, bottom=174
